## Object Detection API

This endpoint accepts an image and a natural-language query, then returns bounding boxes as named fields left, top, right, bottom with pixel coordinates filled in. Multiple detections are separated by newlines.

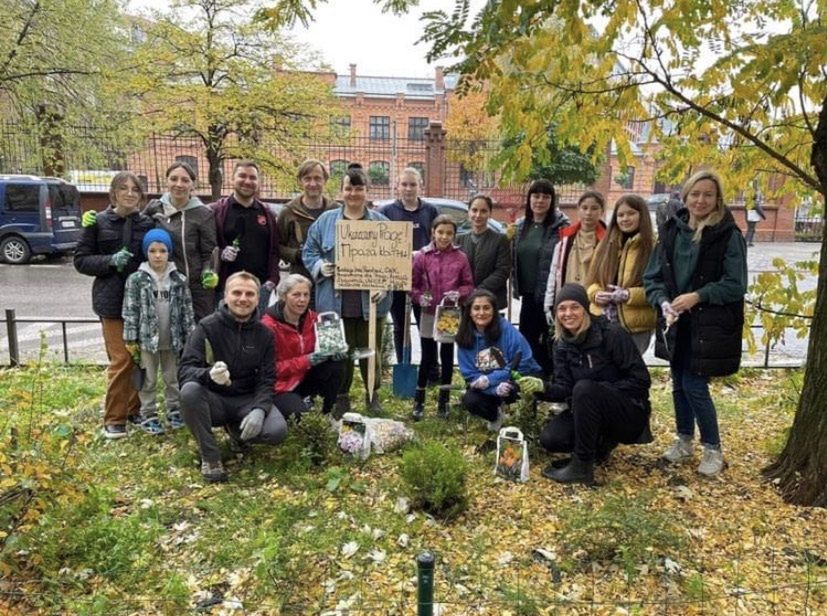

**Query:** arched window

left=368, top=161, right=390, bottom=186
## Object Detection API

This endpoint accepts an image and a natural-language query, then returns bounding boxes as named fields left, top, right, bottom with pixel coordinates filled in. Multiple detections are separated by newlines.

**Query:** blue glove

left=110, top=247, right=133, bottom=271
left=239, top=408, right=265, bottom=441
left=308, top=352, right=327, bottom=366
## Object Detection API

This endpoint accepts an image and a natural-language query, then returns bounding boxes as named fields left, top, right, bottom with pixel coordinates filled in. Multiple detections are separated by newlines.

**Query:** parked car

left=0, top=175, right=82, bottom=264
left=373, top=197, right=505, bottom=234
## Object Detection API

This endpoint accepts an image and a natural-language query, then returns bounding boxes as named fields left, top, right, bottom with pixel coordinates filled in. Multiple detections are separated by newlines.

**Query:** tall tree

left=411, top=0, right=826, bottom=505
left=131, top=0, right=339, bottom=199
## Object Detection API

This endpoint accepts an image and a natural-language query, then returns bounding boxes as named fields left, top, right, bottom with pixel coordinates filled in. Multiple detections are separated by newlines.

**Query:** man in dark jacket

left=210, top=161, right=280, bottom=313
left=178, top=272, right=288, bottom=482
left=378, top=167, right=439, bottom=365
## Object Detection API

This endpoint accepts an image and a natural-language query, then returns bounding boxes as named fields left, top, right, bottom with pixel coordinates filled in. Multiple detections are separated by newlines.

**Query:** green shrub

left=557, top=491, right=683, bottom=576
left=399, top=440, right=468, bottom=520
left=288, top=409, right=336, bottom=466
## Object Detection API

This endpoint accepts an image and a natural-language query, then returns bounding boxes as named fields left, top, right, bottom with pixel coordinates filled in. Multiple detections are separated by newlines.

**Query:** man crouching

left=179, top=271, right=287, bottom=482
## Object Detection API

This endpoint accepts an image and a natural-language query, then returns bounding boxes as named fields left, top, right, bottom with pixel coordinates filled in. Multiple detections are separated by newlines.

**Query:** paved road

left=0, top=242, right=819, bottom=366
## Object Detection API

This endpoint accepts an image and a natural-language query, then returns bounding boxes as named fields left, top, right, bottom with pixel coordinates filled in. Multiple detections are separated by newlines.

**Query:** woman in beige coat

left=586, top=194, right=656, bottom=354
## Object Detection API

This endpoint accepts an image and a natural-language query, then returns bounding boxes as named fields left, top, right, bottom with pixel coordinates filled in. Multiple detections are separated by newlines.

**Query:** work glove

left=470, top=375, right=489, bottom=390
left=444, top=290, right=460, bottom=303
left=239, top=408, right=265, bottom=441
left=209, top=361, right=232, bottom=386
left=124, top=341, right=141, bottom=364
left=594, top=290, right=613, bottom=306
left=545, top=310, right=554, bottom=326
left=608, top=285, right=630, bottom=303
left=110, top=247, right=133, bottom=272
left=661, top=300, right=680, bottom=326
left=308, top=352, right=327, bottom=366
left=320, top=261, right=335, bottom=277
left=330, top=352, right=348, bottom=361
left=495, top=382, right=514, bottom=397
left=370, top=291, right=387, bottom=303
left=263, top=280, right=276, bottom=293
left=201, top=269, right=219, bottom=289
left=81, top=210, right=97, bottom=227
left=517, top=376, right=544, bottom=396
left=419, top=293, right=433, bottom=308
left=220, top=245, right=239, bottom=262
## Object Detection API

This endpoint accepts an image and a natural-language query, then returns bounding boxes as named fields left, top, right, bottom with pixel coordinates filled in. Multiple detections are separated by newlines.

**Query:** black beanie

left=554, top=283, right=589, bottom=311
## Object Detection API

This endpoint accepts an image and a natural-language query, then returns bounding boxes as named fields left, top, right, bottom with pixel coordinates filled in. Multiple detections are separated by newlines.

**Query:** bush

left=399, top=440, right=468, bottom=520
left=557, top=491, right=683, bottom=576
left=288, top=409, right=336, bottom=466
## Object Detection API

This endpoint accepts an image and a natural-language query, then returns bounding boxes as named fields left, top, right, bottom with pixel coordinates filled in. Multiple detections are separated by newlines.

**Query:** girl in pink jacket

left=410, top=215, right=475, bottom=420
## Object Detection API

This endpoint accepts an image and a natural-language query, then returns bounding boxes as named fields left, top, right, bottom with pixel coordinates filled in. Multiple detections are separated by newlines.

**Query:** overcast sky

left=128, top=0, right=477, bottom=78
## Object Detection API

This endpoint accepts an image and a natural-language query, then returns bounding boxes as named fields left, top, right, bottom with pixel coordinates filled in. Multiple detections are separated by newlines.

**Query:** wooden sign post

left=334, top=220, right=413, bottom=399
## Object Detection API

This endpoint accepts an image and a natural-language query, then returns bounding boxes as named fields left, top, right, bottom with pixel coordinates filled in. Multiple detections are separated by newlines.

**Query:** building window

left=369, top=116, right=390, bottom=140
left=175, top=155, right=198, bottom=179
left=369, top=161, right=390, bottom=186
left=332, top=115, right=351, bottom=136
left=409, top=161, right=425, bottom=186
left=330, top=159, right=348, bottom=179
left=408, top=117, right=429, bottom=141
left=615, top=166, right=635, bottom=190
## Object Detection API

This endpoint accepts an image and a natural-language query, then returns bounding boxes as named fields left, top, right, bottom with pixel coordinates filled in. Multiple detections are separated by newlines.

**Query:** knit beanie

left=554, top=283, right=589, bottom=312
left=142, top=228, right=173, bottom=258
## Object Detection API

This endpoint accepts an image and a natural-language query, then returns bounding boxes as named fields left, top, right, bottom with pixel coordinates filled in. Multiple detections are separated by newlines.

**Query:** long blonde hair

left=681, top=170, right=726, bottom=243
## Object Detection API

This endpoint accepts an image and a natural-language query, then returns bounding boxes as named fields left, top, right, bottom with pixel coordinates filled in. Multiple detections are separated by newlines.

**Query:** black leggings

left=273, top=360, right=344, bottom=418
left=417, top=338, right=454, bottom=387
left=539, top=380, right=648, bottom=461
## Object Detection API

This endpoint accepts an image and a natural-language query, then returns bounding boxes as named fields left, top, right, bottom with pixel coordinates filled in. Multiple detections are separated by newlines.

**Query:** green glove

left=201, top=269, right=219, bottom=289
left=110, top=247, right=133, bottom=272
left=81, top=210, right=97, bottom=227
left=124, top=341, right=141, bottom=364
left=517, top=376, right=545, bottom=396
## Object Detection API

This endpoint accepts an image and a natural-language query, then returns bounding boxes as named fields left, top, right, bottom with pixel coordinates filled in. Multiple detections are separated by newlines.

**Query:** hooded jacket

left=144, top=194, right=216, bottom=283
left=411, top=242, right=475, bottom=315
left=261, top=303, right=317, bottom=394
left=73, top=206, right=155, bottom=318
left=178, top=303, right=275, bottom=409
left=457, top=316, right=542, bottom=397
left=122, top=262, right=195, bottom=354
left=377, top=199, right=440, bottom=251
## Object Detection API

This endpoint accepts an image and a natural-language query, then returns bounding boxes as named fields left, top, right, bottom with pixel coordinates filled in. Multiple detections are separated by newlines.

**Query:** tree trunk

left=206, top=126, right=225, bottom=201
left=763, top=96, right=827, bottom=506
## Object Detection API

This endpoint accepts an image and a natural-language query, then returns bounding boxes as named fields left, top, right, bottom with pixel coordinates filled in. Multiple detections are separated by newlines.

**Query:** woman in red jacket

left=262, top=274, right=345, bottom=418
left=410, top=215, right=475, bottom=420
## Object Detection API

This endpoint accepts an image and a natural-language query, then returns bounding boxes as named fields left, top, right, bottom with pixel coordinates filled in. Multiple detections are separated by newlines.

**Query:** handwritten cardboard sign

left=335, top=220, right=412, bottom=291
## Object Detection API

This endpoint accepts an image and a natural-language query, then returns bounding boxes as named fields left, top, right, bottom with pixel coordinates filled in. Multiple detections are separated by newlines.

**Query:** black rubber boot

left=437, top=389, right=450, bottom=418
left=545, top=455, right=594, bottom=485
left=412, top=387, right=426, bottom=421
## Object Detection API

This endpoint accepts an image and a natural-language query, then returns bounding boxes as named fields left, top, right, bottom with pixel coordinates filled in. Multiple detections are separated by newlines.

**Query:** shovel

left=392, top=295, right=417, bottom=399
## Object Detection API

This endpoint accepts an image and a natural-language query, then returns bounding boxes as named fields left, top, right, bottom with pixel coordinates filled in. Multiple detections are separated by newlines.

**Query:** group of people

left=75, top=159, right=746, bottom=485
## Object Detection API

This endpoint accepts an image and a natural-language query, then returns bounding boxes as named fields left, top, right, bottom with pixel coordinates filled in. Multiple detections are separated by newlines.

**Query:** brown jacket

left=277, top=195, right=339, bottom=278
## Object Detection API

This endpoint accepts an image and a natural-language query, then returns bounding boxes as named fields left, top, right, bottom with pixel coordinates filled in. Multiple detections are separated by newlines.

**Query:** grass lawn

left=1, top=361, right=825, bottom=615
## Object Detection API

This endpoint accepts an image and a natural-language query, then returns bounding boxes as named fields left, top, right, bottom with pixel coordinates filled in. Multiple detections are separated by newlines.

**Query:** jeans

left=670, top=341, right=721, bottom=447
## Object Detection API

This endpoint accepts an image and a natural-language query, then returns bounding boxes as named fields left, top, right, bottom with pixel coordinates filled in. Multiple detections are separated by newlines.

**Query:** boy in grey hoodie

left=123, top=229, right=196, bottom=434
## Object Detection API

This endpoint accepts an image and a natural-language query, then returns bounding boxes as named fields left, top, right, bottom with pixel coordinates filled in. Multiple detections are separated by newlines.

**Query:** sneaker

left=102, top=424, right=127, bottom=439
left=201, top=460, right=228, bottom=483
left=138, top=417, right=165, bottom=436
left=697, top=446, right=725, bottom=476
left=126, top=414, right=141, bottom=426
left=663, top=436, right=694, bottom=463
left=167, top=410, right=185, bottom=430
